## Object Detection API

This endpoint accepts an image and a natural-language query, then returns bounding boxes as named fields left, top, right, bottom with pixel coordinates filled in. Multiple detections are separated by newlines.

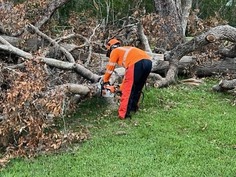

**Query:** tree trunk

left=195, top=58, right=236, bottom=77
left=181, top=0, right=192, bottom=35
left=35, top=0, right=71, bottom=29
left=155, top=25, right=236, bottom=88
left=152, top=56, right=236, bottom=77
left=153, top=0, right=185, bottom=50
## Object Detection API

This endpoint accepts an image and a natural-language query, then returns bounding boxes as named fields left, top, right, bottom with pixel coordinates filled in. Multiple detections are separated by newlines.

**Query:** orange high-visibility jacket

left=103, top=46, right=151, bottom=83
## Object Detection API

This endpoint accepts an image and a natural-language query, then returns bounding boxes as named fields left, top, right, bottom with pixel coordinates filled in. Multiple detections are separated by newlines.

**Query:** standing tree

left=153, top=0, right=192, bottom=50
left=152, top=0, right=236, bottom=89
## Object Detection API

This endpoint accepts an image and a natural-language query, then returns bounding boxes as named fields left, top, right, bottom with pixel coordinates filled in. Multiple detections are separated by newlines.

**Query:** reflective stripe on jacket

left=103, top=47, right=151, bottom=82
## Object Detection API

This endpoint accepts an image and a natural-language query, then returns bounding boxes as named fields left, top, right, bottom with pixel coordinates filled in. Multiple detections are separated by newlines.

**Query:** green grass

left=1, top=79, right=236, bottom=177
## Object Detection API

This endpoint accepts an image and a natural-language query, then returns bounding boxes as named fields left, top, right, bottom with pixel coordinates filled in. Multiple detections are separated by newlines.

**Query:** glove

left=101, top=81, right=110, bottom=89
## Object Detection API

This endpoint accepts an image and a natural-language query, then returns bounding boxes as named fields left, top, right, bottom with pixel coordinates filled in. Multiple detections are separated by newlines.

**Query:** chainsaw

left=97, top=79, right=121, bottom=98
left=102, top=85, right=118, bottom=97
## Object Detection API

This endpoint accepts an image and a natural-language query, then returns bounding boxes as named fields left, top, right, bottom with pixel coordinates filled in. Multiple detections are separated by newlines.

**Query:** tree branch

left=137, top=22, right=152, bottom=53
left=0, top=36, right=33, bottom=59
left=156, top=25, right=236, bottom=88
left=27, top=24, right=75, bottom=63
left=84, top=24, right=101, bottom=67
left=0, top=34, right=100, bottom=82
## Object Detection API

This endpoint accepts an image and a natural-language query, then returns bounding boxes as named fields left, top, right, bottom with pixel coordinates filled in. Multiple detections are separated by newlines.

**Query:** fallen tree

left=0, top=0, right=236, bottom=167
left=154, top=25, right=236, bottom=87
left=1, top=23, right=236, bottom=113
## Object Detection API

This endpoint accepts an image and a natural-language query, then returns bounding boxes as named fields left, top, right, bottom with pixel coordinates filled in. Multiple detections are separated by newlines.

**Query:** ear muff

left=106, top=43, right=121, bottom=57
left=106, top=38, right=121, bottom=50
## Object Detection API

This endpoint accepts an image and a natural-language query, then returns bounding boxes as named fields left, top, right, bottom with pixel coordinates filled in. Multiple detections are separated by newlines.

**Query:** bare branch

left=85, top=24, right=101, bottom=67
left=0, top=34, right=100, bottom=82
left=0, top=36, right=33, bottom=59
left=27, top=24, right=75, bottom=63
left=137, top=22, right=152, bottom=53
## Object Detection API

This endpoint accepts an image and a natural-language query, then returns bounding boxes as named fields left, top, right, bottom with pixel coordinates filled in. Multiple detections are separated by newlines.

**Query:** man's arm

left=103, top=52, right=118, bottom=82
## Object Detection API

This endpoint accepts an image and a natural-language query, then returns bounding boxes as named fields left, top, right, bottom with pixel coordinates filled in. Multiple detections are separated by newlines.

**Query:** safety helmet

left=106, top=38, right=121, bottom=50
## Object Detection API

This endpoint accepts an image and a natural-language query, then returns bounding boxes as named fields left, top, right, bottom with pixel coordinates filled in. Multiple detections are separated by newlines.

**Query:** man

left=103, top=38, right=152, bottom=119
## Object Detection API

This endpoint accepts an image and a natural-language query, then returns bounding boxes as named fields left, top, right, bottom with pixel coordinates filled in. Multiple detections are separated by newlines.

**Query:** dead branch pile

left=0, top=59, right=90, bottom=167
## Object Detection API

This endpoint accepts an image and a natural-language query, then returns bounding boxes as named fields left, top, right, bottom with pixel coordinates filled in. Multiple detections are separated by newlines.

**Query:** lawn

left=1, top=78, right=236, bottom=177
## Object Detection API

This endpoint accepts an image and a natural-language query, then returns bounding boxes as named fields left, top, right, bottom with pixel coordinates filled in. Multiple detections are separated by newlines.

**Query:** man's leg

left=118, top=65, right=135, bottom=119
left=131, top=59, right=152, bottom=112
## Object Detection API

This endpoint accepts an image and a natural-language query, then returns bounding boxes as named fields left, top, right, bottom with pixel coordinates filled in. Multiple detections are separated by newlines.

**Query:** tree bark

left=181, top=0, right=192, bottom=35
left=152, top=54, right=236, bottom=78
left=155, top=25, right=236, bottom=88
left=212, top=79, right=236, bottom=92
left=219, top=44, right=236, bottom=58
left=153, top=0, right=185, bottom=49
left=195, top=58, right=236, bottom=77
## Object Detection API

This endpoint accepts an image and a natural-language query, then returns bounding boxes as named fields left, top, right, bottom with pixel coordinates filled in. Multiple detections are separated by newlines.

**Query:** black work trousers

left=127, top=59, right=152, bottom=116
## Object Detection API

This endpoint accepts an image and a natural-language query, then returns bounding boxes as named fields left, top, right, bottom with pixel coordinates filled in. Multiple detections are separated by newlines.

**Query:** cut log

left=56, top=83, right=91, bottom=95
left=212, top=79, right=236, bottom=92
left=151, top=55, right=195, bottom=76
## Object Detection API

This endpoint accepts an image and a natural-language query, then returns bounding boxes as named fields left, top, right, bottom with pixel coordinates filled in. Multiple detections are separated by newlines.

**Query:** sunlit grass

left=1, top=78, right=236, bottom=177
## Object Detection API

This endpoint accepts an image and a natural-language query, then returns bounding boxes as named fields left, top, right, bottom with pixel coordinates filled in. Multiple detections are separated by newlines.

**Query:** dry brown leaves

left=0, top=0, right=49, bottom=35
left=0, top=58, right=89, bottom=168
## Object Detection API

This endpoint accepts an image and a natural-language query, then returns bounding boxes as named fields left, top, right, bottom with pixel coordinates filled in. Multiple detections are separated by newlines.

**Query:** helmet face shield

left=106, top=38, right=121, bottom=50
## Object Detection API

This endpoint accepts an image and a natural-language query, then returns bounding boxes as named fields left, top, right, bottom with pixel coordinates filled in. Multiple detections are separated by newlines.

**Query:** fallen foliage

left=0, top=59, right=89, bottom=168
